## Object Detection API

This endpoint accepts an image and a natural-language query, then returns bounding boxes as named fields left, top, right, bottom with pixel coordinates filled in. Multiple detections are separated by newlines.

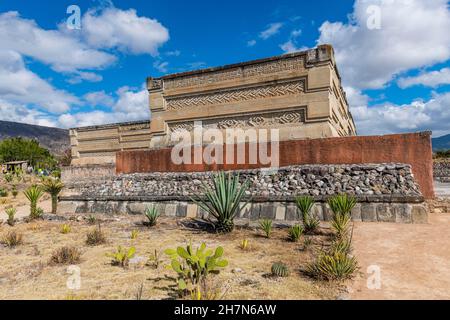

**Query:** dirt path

left=348, top=210, right=450, bottom=299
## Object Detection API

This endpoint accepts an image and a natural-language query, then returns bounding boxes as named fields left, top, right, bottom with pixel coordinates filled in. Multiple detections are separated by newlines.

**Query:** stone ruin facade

left=62, top=45, right=433, bottom=223
left=70, top=45, right=356, bottom=166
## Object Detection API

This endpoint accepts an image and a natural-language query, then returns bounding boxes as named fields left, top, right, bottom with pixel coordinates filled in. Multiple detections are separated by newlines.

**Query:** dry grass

left=0, top=215, right=342, bottom=300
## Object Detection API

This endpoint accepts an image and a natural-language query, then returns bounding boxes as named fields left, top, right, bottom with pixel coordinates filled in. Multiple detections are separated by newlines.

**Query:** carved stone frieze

left=166, top=80, right=304, bottom=110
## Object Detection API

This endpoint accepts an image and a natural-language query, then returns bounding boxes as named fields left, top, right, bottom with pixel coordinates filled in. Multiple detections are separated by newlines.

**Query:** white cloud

left=247, top=39, right=257, bottom=47
left=280, top=40, right=298, bottom=53
left=317, top=0, right=450, bottom=90
left=153, top=60, right=169, bottom=73
left=83, top=90, right=114, bottom=107
left=0, top=99, right=57, bottom=127
left=82, top=7, right=169, bottom=56
left=398, top=67, right=450, bottom=88
left=66, top=71, right=103, bottom=84
left=290, top=29, right=302, bottom=38
left=352, top=92, right=450, bottom=137
left=0, top=11, right=116, bottom=73
left=57, top=86, right=149, bottom=128
left=259, top=22, right=283, bottom=40
left=166, top=50, right=181, bottom=56
left=0, top=50, right=79, bottom=113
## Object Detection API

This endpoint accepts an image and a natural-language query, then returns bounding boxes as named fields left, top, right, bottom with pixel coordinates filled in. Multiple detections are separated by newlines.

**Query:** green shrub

left=259, top=219, right=273, bottom=238
left=165, top=242, right=228, bottom=294
left=24, top=185, right=44, bottom=219
left=327, top=194, right=356, bottom=238
left=86, top=225, right=107, bottom=246
left=130, top=230, right=139, bottom=240
left=86, top=215, right=97, bottom=225
left=50, top=246, right=82, bottom=265
left=192, top=171, right=249, bottom=233
left=296, top=195, right=320, bottom=234
left=0, top=187, right=8, bottom=197
left=5, top=207, right=16, bottom=226
left=41, top=178, right=64, bottom=214
left=306, top=251, right=357, bottom=281
left=1, top=231, right=23, bottom=248
left=271, top=262, right=290, bottom=277
left=11, top=185, right=18, bottom=198
left=288, top=224, right=304, bottom=242
left=4, top=173, right=13, bottom=183
left=106, top=246, right=136, bottom=267
left=143, top=206, right=160, bottom=227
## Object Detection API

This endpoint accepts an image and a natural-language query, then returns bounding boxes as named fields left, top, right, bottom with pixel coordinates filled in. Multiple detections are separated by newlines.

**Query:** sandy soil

left=0, top=213, right=340, bottom=300
left=348, top=210, right=450, bottom=299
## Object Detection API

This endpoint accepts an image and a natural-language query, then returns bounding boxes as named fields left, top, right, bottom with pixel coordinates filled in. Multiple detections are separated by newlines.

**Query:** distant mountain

left=432, top=134, right=450, bottom=152
left=0, top=120, right=69, bottom=154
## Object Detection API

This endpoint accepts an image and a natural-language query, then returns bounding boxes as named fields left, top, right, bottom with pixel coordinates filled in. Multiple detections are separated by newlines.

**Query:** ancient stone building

left=70, top=45, right=356, bottom=165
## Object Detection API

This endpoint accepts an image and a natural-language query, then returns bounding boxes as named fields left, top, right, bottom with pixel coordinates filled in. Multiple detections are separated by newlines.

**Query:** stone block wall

left=59, top=163, right=428, bottom=223
left=434, top=160, right=450, bottom=182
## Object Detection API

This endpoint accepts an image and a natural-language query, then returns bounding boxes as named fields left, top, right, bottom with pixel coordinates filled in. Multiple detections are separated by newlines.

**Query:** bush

left=24, top=185, right=44, bottom=219
left=327, top=194, right=356, bottom=238
left=296, top=196, right=320, bottom=234
left=5, top=207, right=16, bottom=226
left=165, top=242, right=228, bottom=295
left=11, top=186, right=18, bottom=198
left=1, top=231, right=23, bottom=248
left=0, top=188, right=8, bottom=197
left=130, top=230, right=139, bottom=240
left=60, top=224, right=71, bottom=234
left=50, top=246, right=82, bottom=265
left=143, top=206, right=160, bottom=227
left=86, top=215, right=97, bottom=225
left=192, top=171, right=249, bottom=233
left=106, top=246, right=136, bottom=267
left=259, top=219, right=273, bottom=238
left=288, top=224, right=304, bottom=242
left=271, top=262, right=290, bottom=277
left=239, top=239, right=249, bottom=250
left=86, top=225, right=107, bottom=246
left=306, top=251, right=357, bottom=281
left=41, top=178, right=64, bottom=214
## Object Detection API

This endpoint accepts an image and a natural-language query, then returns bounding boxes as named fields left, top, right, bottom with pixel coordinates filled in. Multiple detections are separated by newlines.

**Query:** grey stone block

left=249, top=203, right=261, bottom=220
left=361, top=203, right=377, bottom=222
left=393, top=204, right=412, bottom=223
left=322, top=203, right=333, bottom=221
left=376, top=204, right=395, bottom=222
left=351, top=203, right=362, bottom=222
left=285, top=204, right=298, bottom=221
left=312, top=203, right=324, bottom=221
left=165, top=203, right=177, bottom=217
left=259, top=203, right=276, bottom=219
left=412, top=205, right=428, bottom=224
left=176, top=203, right=188, bottom=217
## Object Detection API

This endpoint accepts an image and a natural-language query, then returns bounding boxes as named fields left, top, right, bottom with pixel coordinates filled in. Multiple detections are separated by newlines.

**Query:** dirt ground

left=1, top=192, right=450, bottom=300
left=0, top=209, right=341, bottom=300
left=348, top=209, right=450, bottom=299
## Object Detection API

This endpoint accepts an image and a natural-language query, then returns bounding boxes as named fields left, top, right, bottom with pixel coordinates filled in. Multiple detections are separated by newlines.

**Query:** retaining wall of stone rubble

left=59, top=163, right=428, bottom=223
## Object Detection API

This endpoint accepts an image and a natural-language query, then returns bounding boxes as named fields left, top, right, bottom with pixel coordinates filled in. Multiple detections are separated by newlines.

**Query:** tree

left=0, top=137, right=56, bottom=169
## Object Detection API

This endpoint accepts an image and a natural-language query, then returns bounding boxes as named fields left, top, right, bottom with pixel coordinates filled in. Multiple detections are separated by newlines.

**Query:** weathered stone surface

left=393, top=204, right=412, bottom=223
left=63, top=199, right=428, bottom=224
left=64, top=164, right=422, bottom=201
left=376, top=204, right=395, bottom=223
left=361, top=203, right=377, bottom=222
left=259, top=203, right=276, bottom=219
left=412, top=205, right=428, bottom=224
left=351, top=203, right=362, bottom=222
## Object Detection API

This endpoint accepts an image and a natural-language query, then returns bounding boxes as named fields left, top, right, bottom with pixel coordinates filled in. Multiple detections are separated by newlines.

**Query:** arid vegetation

left=0, top=171, right=359, bottom=300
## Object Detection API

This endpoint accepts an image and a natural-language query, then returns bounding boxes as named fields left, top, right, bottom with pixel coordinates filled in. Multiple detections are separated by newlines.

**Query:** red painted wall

left=116, top=132, right=435, bottom=199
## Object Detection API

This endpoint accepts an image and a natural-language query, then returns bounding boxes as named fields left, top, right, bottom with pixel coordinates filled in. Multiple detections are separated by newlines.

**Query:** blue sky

left=0, top=0, right=449, bottom=137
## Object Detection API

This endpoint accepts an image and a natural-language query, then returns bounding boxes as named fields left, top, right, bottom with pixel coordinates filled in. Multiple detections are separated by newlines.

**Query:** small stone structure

left=60, top=163, right=428, bottom=223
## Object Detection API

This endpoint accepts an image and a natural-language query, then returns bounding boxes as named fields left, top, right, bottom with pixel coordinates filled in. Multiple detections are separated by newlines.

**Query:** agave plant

left=192, top=171, right=249, bottom=233
left=41, top=178, right=64, bottom=214
left=23, top=185, right=44, bottom=219
left=5, top=207, right=17, bottom=226
left=295, top=195, right=320, bottom=234
left=327, top=194, right=356, bottom=238
left=143, top=206, right=160, bottom=227
left=306, top=251, right=358, bottom=281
